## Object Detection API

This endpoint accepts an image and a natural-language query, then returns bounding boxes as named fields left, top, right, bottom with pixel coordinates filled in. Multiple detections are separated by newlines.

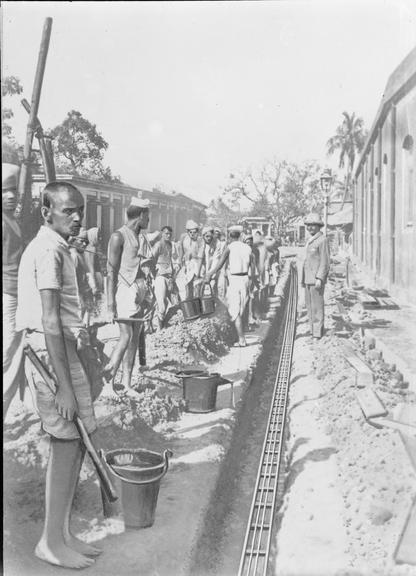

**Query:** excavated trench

left=187, top=291, right=292, bottom=576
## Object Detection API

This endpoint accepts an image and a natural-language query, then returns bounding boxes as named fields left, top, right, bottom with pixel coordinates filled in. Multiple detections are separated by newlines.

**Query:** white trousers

left=3, top=292, right=25, bottom=417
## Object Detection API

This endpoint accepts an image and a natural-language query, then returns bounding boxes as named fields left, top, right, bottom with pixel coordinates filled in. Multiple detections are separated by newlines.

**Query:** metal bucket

left=182, top=373, right=219, bottom=413
left=200, top=285, right=216, bottom=317
left=180, top=298, right=201, bottom=321
left=103, top=448, right=171, bottom=529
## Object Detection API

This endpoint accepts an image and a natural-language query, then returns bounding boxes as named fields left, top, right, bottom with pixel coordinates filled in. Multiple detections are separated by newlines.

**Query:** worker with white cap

left=105, top=196, right=154, bottom=391
left=200, top=224, right=222, bottom=297
left=3, top=163, right=25, bottom=420
left=152, top=225, right=180, bottom=330
left=205, top=224, right=255, bottom=347
left=177, top=219, right=204, bottom=300
left=301, top=212, right=330, bottom=339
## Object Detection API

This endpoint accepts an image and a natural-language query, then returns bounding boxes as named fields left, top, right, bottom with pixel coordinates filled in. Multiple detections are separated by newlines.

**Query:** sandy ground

left=3, top=301, right=270, bottom=576
left=274, top=253, right=416, bottom=576
left=5, top=254, right=416, bottom=576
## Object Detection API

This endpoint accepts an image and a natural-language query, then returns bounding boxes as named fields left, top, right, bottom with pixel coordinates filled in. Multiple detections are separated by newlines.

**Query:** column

left=389, top=105, right=397, bottom=284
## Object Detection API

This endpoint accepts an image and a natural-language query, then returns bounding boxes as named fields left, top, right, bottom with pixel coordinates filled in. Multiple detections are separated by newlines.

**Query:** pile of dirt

left=311, top=334, right=416, bottom=574
left=147, top=306, right=235, bottom=366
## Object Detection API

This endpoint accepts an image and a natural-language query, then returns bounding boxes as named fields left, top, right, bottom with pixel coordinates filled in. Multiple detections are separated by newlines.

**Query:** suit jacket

left=301, top=232, right=330, bottom=285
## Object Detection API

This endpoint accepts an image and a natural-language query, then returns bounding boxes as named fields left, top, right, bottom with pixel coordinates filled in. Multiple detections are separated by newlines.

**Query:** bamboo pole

left=21, top=97, right=56, bottom=182
left=18, top=17, right=53, bottom=230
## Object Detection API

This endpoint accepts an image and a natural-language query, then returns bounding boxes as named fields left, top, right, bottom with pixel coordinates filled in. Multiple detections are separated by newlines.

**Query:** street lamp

left=320, top=169, right=333, bottom=237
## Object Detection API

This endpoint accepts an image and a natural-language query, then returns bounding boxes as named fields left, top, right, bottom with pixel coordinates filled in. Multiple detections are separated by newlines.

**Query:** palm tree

left=327, top=111, right=367, bottom=206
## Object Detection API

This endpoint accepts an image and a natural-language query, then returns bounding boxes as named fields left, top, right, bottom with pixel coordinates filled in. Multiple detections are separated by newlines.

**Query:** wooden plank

left=368, top=418, right=416, bottom=439
left=356, top=371, right=374, bottom=388
left=358, top=291, right=379, bottom=305
left=341, top=342, right=373, bottom=375
left=355, top=388, right=387, bottom=419
left=394, top=498, right=416, bottom=566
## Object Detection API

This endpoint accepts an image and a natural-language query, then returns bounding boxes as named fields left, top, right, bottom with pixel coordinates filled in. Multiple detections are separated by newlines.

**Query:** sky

left=2, top=0, right=416, bottom=203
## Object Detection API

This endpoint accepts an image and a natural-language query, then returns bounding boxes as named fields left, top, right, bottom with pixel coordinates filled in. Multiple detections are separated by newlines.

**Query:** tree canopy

left=2, top=76, right=24, bottom=163
left=50, top=110, right=121, bottom=183
left=206, top=197, right=241, bottom=231
left=220, top=159, right=324, bottom=236
left=327, top=112, right=367, bottom=179
left=326, top=111, right=367, bottom=204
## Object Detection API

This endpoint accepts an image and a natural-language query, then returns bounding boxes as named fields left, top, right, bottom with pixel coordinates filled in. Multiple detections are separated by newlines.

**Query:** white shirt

left=16, top=226, right=83, bottom=339
left=228, top=241, right=252, bottom=274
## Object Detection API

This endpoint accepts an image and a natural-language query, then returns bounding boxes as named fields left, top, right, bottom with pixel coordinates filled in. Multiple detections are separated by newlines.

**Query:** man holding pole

left=16, top=181, right=101, bottom=568
left=105, top=197, right=153, bottom=391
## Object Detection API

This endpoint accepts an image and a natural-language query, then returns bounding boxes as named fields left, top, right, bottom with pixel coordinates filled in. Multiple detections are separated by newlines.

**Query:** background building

left=32, top=175, right=207, bottom=247
left=353, top=46, right=416, bottom=301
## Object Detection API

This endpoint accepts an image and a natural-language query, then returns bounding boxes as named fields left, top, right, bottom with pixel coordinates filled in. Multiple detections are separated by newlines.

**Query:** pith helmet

left=304, top=212, right=324, bottom=226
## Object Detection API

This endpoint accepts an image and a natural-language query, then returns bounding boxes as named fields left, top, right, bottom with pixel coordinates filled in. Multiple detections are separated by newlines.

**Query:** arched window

left=403, top=134, right=414, bottom=152
left=383, top=153, right=388, bottom=164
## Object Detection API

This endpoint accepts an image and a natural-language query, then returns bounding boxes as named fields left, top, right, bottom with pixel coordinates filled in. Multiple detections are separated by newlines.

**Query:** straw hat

left=304, top=212, right=324, bottom=226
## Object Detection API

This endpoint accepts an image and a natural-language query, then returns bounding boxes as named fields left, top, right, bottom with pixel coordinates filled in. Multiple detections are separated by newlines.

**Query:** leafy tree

left=206, top=197, right=241, bottom=231
left=327, top=111, right=367, bottom=201
left=50, top=110, right=121, bottom=182
left=2, top=76, right=24, bottom=162
left=221, top=159, right=323, bottom=236
left=2, top=75, right=23, bottom=138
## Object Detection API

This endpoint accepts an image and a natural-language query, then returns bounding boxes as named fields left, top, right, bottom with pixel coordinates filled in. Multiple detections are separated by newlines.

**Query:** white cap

left=130, top=196, right=150, bottom=208
left=202, top=225, right=214, bottom=235
left=2, top=163, right=20, bottom=191
left=186, top=219, right=199, bottom=230
left=229, top=225, right=243, bottom=233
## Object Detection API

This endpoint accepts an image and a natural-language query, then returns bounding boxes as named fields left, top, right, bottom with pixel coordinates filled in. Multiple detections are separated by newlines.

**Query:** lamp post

left=320, top=169, right=333, bottom=237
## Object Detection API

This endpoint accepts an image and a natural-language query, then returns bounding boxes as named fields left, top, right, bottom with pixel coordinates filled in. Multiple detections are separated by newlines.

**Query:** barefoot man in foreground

left=16, top=181, right=101, bottom=568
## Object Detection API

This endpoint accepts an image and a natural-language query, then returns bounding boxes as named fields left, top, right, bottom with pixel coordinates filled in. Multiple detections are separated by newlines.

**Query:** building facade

left=32, top=175, right=207, bottom=247
left=353, top=47, right=416, bottom=301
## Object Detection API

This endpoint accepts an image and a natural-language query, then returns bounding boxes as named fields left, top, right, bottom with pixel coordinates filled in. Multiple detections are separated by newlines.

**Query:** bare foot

left=64, top=532, right=102, bottom=557
left=35, top=539, right=95, bottom=569
left=102, top=362, right=116, bottom=382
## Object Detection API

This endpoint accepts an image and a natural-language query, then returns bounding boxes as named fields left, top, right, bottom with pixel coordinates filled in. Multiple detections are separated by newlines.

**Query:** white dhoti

left=115, top=279, right=148, bottom=319
left=3, top=292, right=25, bottom=418
left=227, top=275, right=249, bottom=321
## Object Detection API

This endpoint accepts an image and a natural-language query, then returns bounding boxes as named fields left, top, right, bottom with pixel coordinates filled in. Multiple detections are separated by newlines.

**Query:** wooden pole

left=18, top=17, right=53, bottom=230
left=21, top=98, right=56, bottom=182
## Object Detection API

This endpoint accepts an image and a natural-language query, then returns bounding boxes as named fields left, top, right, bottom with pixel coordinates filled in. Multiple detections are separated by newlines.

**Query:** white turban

left=2, top=163, right=20, bottom=191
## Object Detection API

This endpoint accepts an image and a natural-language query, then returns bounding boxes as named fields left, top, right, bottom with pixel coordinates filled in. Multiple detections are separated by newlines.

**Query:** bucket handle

left=105, top=449, right=173, bottom=486
left=201, top=281, right=213, bottom=298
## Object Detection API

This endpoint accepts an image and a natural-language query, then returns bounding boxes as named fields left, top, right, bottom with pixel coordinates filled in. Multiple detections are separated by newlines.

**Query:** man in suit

left=301, top=213, right=330, bottom=339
